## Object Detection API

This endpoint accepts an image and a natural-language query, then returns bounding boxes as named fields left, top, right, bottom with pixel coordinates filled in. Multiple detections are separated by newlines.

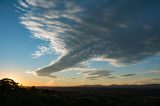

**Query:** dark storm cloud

left=18, top=0, right=160, bottom=77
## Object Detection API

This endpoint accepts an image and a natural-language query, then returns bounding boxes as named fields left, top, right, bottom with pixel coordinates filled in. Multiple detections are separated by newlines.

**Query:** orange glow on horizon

left=0, top=67, right=155, bottom=87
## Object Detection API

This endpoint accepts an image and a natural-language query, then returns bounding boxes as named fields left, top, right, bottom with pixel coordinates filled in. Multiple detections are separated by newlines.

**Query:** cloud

left=121, top=70, right=160, bottom=77
left=25, top=0, right=56, bottom=8
left=84, top=70, right=112, bottom=79
left=31, top=46, right=52, bottom=58
left=18, top=0, right=160, bottom=77
left=18, top=0, right=28, bottom=8
left=58, top=67, right=112, bottom=80
left=121, top=74, right=136, bottom=77
left=108, top=76, right=116, bottom=79
left=134, top=78, right=160, bottom=84
left=150, top=78, right=160, bottom=81
left=25, top=70, right=36, bottom=76
left=140, top=70, right=160, bottom=75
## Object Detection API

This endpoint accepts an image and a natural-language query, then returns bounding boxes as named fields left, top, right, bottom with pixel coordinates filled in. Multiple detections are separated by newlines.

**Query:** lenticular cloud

left=18, top=0, right=160, bottom=77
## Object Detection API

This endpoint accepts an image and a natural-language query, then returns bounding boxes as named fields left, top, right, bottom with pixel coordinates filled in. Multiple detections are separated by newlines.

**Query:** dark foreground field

left=0, top=79, right=160, bottom=106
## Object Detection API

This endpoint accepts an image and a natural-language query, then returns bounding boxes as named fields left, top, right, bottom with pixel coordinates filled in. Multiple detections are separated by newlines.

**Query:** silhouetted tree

left=0, top=78, right=19, bottom=93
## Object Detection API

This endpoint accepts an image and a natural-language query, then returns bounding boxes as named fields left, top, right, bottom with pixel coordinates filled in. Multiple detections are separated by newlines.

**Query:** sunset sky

left=0, top=0, right=160, bottom=86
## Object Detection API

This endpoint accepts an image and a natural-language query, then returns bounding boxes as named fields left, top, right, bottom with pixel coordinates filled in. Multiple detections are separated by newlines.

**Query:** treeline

left=0, top=78, right=160, bottom=106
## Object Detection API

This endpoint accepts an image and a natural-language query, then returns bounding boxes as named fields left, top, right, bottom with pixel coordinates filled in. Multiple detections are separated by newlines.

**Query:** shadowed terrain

left=0, top=78, right=160, bottom=106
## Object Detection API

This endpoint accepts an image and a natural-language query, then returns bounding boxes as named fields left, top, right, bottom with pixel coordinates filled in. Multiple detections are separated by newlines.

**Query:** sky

left=0, top=0, right=160, bottom=86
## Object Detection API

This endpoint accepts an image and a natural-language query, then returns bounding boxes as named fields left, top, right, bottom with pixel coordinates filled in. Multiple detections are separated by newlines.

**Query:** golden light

left=0, top=67, right=25, bottom=85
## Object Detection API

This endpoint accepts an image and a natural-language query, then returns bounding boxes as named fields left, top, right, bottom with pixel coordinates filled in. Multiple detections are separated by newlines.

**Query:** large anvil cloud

left=18, top=0, right=160, bottom=77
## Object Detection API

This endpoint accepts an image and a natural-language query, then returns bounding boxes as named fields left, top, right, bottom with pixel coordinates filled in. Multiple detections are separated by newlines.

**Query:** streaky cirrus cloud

left=17, top=0, right=160, bottom=77
left=31, top=45, right=53, bottom=58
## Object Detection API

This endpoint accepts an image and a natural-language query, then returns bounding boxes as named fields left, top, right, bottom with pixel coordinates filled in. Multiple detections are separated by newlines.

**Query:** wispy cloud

left=84, top=69, right=112, bottom=80
left=121, top=74, right=136, bottom=77
left=134, top=78, right=160, bottom=84
left=140, top=70, right=160, bottom=75
left=120, top=70, right=160, bottom=78
left=108, top=76, right=116, bottom=79
left=82, top=69, right=116, bottom=80
left=58, top=67, right=112, bottom=80
left=18, top=0, right=28, bottom=8
left=17, top=0, right=160, bottom=78
left=31, top=46, right=52, bottom=58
